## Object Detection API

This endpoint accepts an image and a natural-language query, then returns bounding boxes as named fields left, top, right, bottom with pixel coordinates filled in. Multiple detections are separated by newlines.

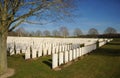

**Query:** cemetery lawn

left=8, top=39, right=120, bottom=78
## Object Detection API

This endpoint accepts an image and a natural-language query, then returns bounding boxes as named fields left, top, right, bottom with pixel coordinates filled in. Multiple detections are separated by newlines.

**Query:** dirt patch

left=62, top=62, right=72, bottom=68
left=53, top=67, right=61, bottom=71
left=0, top=68, right=15, bottom=78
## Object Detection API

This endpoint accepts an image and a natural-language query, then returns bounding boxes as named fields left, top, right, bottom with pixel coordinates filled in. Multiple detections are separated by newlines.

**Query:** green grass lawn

left=8, top=39, right=120, bottom=78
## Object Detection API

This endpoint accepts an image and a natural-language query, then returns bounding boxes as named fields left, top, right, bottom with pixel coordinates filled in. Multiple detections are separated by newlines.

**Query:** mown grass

left=8, top=39, right=120, bottom=78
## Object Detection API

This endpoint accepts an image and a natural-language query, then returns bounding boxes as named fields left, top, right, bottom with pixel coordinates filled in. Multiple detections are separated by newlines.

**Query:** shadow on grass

left=42, top=60, right=52, bottom=69
left=106, top=42, right=120, bottom=45
left=22, top=55, right=25, bottom=59
left=92, top=48, right=120, bottom=57
left=91, top=42, right=120, bottom=57
left=48, top=59, right=52, bottom=62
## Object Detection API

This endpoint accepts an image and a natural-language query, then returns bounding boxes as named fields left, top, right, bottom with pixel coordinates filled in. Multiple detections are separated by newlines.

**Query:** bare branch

left=11, top=1, right=50, bottom=25
left=7, top=0, right=22, bottom=21
left=24, top=18, right=56, bottom=25
left=8, top=19, right=25, bottom=32
left=1, top=0, right=76, bottom=32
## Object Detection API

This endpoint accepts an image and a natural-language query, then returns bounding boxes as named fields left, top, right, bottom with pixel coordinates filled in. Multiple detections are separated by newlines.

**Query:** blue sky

left=19, top=0, right=120, bottom=35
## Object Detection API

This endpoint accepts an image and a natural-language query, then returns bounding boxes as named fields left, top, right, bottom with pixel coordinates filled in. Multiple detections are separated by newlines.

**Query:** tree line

left=8, top=26, right=119, bottom=38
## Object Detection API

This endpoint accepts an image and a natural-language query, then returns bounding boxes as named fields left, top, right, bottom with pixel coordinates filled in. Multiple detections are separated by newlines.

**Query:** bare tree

left=29, top=31, right=35, bottom=37
left=35, top=30, right=42, bottom=37
left=52, top=29, right=60, bottom=37
left=0, top=0, right=75, bottom=74
left=15, top=27, right=27, bottom=37
left=8, top=31, right=17, bottom=36
left=104, top=27, right=117, bottom=34
left=43, top=30, right=51, bottom=36
left=73, top=28, right=83, bottom=37
left=88, top=28, right=99, bottom=35
left=59, top=26, right=69, bottom=38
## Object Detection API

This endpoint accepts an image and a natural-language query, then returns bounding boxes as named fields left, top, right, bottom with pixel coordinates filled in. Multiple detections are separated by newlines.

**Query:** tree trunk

left=0, top=32, right=8, bottom=75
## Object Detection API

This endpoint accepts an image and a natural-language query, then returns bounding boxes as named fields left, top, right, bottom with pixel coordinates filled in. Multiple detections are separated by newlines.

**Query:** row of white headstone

left=7, top=37, right=112, bottom=58
left=7, top=39, right=81, bottom=59
left=7, top=36, right=90, bottom=56
left=52, top=39, right=113, bottom=69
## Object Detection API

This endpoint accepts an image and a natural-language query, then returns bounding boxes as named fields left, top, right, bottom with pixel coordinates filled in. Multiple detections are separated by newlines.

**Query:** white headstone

left=76, top=48, right=79, bottom=58
left=82, top=47, right=85, bottom=55
left=8, top=43, right=15, bottom=55
left=32, top=48, right=37, bottom=58
left=52, top=47, right=56, bottom=54
left=56, top=46, right=59, bottom=53
left=79, top=48, right=82, bottom=57
left=67, top=45, right=70, bottom=50
left=16, top=49, right=20, bottom=54
left=69, top=50, right=73, bottom=61
left=64, top=45, right=67, bottom=51
left=43, top=48, right=47, bottom=56
left=59, top=46, right=62, bottom=52
left=38, top=47, right=42, bottom=57
left=73, top=49, right=76, bottom=60
left=52, top=53, right=58, bottom=69
left=48, top=47, right=51, bottom=55
left=25, top=47, right=31, bottom=59
left=62, top=45, right=65, bottom=52
left=15, top=43, right=21, bottom=54
left=65, top=51, right=69, bottom=63
left=10, top=48, right=15, bottom=55
left=59, top=52, right=64, bottom=65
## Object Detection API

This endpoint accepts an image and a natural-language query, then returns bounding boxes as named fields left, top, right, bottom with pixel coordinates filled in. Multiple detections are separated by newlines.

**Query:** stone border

left=0, top=68, right=15, bottom=78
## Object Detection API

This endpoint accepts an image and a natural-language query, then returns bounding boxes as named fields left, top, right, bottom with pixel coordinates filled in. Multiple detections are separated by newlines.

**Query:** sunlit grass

left=8, top=39, right=120, bottom=78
